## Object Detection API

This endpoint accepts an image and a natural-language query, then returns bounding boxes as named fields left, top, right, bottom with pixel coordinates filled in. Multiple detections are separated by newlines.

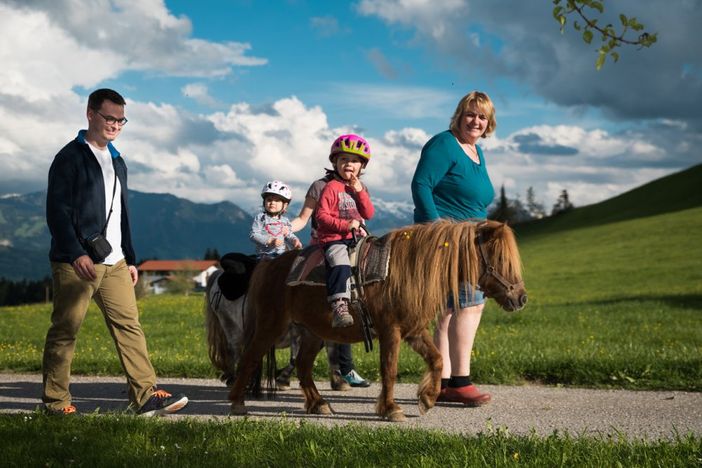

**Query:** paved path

left=1, top=373, right=700, bottom=440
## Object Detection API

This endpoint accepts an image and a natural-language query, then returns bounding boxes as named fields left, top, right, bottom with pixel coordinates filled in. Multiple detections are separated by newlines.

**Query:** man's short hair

left=88, top=88, right=126, bottom=111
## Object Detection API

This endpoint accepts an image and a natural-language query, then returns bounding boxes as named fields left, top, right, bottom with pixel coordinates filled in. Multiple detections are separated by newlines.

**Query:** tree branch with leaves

left=552, top=0, right=657, bottom=70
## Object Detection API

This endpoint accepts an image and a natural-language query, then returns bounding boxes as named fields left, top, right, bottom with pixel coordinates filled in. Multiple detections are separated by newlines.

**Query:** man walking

left=42, top=88, right=187, bottom=416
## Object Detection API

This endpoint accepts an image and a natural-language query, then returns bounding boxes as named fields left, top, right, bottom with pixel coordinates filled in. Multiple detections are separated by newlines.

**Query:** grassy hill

left=515, top=163, right=702, bottom=238
left=512, top=163, right=702, bottom=305
left=498, top=164, right=702, bottom=389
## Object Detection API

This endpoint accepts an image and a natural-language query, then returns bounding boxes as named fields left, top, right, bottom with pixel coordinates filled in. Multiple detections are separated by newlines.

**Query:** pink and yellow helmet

left=329, top=134, right=371, bottom=166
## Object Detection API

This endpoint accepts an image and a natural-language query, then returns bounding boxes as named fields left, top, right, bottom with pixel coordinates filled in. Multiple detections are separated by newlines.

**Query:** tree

left=488, top=186, right=534, bottom=224
left=551, top=189, right=575, bottom=216
left=203, top=248, right=220, bottom=260
left=526, top=186, right=546, bottom=220
left=489, top=185, right=515, bottom=222
left=552, top=0, right=658, bottom=70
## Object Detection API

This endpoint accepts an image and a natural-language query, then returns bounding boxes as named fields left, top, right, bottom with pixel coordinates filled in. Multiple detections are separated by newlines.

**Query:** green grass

left=1, top=414, right=700, bottom=468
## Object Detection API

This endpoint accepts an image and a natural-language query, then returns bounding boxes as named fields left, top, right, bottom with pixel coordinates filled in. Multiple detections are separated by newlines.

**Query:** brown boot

left=331, top=299, right=353, bottom=328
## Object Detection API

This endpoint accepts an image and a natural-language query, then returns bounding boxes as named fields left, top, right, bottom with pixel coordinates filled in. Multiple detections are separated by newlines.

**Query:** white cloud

left=366, top=48, right=398, bottom=80
left=310, top=16, right=344, bottom=37
left=182, top=83, right=220, bottom=107
left=0, top=0, right=265, bottom=102
left=0, top=4, right=124, bottom=100
left=356, top=0, right=467, bottom=40
left=484, top=124, right=673, bottom=207
left=328, top=83, right=455, bottom=119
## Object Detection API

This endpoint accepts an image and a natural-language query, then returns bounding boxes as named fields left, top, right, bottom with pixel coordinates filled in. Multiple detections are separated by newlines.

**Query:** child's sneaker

left=341, top=369, right=370, bottom=387
left=137, top=388, right=188, bottom=417
left=43, top=404, right=78, bottom=416
left=331, top=300, right=353, bottom=328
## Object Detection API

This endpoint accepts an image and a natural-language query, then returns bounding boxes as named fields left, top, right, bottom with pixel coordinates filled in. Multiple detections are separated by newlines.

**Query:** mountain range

left=0, top=189, right=414, bottom=280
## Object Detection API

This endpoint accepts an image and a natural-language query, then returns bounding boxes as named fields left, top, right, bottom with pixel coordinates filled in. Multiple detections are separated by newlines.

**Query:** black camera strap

left=74, top=165, right=118, bottom=242
left=101, top=171, right=118, bottom=236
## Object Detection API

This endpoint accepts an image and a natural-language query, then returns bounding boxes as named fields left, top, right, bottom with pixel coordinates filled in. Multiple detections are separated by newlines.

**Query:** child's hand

left=348, top=174, right=363, bottom=193
left=292, top=239, right=303, bottom=249
left=348, top=219, right=361, bottom=232
left=281, top=226, right=290, bottom=236
left=268, top=237, right=284, bottom=247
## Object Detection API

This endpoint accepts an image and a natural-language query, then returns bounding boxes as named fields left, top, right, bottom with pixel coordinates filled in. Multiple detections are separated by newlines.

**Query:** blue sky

left=1, top=0, right=700, bottom=216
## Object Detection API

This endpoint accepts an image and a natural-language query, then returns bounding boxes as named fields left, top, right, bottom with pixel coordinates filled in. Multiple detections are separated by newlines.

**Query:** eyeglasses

left=95, top=110, right=128, bottom=126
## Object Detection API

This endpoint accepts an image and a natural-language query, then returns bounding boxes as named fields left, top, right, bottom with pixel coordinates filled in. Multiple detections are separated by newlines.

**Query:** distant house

left=137, top=260, right=219, bottom=294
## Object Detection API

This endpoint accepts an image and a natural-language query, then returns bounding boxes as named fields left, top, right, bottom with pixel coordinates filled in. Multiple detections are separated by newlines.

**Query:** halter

left=475, top=227, right=525, bottom=301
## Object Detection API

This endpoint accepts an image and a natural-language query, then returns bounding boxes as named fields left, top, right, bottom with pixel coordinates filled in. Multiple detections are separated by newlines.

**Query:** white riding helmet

left=261, top=180, right=292, bottom=203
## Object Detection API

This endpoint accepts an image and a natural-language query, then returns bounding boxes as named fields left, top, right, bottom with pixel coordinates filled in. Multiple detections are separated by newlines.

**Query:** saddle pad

left=285, top=235, right=392, bottom=287
left=362, top=234, right=391, bottom=284
left=286, top=245, right=326, bottom=286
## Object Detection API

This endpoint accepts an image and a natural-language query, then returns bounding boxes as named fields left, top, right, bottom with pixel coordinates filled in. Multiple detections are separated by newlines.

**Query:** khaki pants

left=42, top=260, right=156, bottom=410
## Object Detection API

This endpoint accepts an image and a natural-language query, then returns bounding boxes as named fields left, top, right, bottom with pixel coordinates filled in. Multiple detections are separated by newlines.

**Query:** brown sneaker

left=331, top=300, right=353, bottom=328
left=443, top=385, right=491, bottom=407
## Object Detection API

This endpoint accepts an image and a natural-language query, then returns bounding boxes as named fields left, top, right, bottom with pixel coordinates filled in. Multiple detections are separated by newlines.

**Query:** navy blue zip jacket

left=46, top=130, right=136, bottom=265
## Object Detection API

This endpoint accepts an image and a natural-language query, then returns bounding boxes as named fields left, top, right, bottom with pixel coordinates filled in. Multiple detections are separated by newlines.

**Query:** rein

left=475, top=228, right=524, bottom=297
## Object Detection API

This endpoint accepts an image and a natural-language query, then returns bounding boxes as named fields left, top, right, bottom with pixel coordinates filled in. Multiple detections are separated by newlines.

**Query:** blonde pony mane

left=382, top=220, right=522, bottom=319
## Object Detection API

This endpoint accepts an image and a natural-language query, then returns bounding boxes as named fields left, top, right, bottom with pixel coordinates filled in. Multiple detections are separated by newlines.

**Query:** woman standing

left=411, top=91, right=496, bottom=406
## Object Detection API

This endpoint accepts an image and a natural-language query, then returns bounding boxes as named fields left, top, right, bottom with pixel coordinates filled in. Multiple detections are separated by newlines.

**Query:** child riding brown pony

left=227, top=219, right=527, bottom=422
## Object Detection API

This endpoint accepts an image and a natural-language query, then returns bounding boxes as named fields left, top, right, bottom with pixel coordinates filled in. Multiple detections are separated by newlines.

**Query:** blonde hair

left=449, top=91, right=497, bottom=138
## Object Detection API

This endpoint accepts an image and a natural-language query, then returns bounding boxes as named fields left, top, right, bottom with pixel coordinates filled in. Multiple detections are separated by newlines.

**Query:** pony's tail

left=204, top=271, right=238, bottom=386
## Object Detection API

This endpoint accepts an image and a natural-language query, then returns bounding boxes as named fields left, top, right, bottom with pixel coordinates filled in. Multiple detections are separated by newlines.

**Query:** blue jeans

left=447, top=283, right=485, bottom=309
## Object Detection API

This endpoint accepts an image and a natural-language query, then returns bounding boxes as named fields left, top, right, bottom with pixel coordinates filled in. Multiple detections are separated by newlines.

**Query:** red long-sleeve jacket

left=315, top=178, right=374, bottom=244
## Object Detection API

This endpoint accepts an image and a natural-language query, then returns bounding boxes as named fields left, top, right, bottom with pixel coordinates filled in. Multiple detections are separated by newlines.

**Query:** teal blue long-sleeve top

left=411, top=130, right=495, bottom=222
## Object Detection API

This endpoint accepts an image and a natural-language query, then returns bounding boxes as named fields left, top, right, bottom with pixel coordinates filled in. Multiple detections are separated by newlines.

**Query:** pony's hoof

left=229, top=403, right=247, bottom=416
left=418, top=397, right=434, bottom=415
left=307, top=401, right=333, bottom=415
left=385, top=408, right=406, bottom=422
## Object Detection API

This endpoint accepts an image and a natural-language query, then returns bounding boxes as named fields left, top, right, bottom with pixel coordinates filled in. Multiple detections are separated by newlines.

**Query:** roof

left=137, top=260, right=219, bottom=272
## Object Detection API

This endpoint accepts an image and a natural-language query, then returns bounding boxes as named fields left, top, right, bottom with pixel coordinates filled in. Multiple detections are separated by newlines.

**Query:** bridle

left=475, top=227, right=526, bottom=309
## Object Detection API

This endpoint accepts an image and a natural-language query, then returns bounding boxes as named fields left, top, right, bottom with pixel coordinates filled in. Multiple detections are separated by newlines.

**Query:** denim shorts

left=447, top=283, right=485, bottom=309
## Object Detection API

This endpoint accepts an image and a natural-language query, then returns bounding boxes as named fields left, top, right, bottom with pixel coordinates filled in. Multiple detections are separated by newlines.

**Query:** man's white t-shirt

left=87, top=142, right=124, bottom=265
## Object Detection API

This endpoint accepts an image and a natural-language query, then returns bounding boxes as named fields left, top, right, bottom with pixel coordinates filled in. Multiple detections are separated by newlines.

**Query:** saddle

left=286, top=235, right=392, bottom=353
left=286, top=234, right=391, bottom=289
left=217, top=252, right=258, bottom=301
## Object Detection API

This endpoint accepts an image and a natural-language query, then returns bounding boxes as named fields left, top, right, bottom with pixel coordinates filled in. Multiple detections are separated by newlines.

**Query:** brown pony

left=228, top=220, right=527, bottom=422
